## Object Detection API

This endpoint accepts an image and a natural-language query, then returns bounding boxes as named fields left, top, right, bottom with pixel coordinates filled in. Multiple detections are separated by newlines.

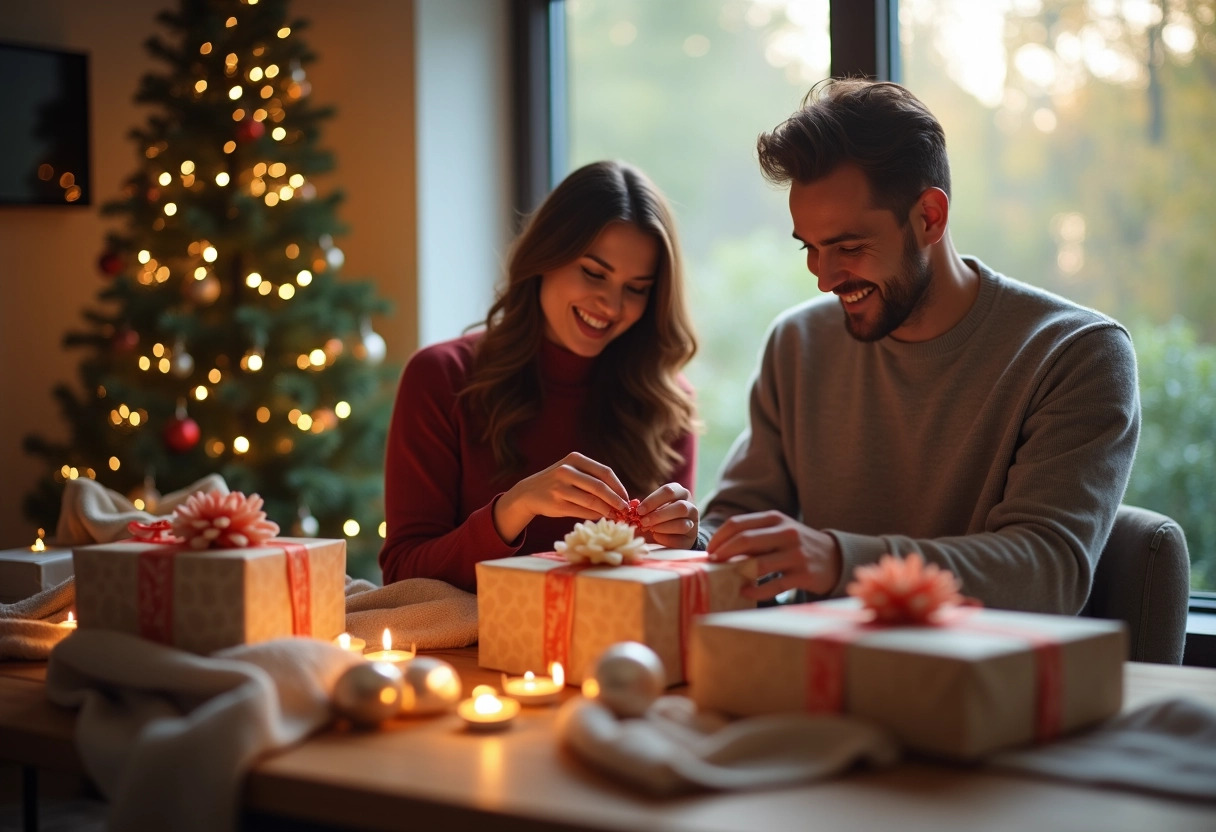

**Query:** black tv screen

left=0, top=41, right=91, bottom=206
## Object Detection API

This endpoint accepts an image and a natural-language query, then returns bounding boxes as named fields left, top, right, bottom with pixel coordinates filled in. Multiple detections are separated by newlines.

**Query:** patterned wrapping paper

left=72, top=537, right=346, bottom=654
left=476, top=549, right=754, bottom=686
left=0, top=547, right=74, bottom=603
left=689, top=598, right=1127, bottom=761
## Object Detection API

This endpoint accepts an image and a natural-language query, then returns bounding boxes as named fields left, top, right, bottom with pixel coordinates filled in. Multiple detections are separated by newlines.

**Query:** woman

left=379, top=161, right=701, bottom=591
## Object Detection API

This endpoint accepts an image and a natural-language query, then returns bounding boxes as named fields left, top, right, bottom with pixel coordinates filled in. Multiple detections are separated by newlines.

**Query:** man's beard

left=842, top=226, right=933, bottom=342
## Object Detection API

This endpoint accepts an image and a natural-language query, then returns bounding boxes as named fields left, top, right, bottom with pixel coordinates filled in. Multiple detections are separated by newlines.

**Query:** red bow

left=127, top=519, right=178, bottom=543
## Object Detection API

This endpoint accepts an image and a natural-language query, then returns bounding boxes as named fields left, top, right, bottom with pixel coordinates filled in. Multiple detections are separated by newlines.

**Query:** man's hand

left=706, top=510, right=842, bottom=599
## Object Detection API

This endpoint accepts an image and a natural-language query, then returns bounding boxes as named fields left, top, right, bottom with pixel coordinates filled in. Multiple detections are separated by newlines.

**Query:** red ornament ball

left=111, top=327, right=140, bottom=353
left=98, top=250, right=123, bottom=277
left=236, top=118, right=265, bottom=143
left=163, top=416, right=201, bottom=453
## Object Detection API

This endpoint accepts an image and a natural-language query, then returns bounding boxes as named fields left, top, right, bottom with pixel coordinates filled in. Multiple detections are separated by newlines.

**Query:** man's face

left=789, top=164, right=932, bottom=342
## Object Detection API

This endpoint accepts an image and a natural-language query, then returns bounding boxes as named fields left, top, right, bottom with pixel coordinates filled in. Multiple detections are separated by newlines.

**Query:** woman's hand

left=492, top=452, right=630, bottom=544
left=636, top=482, right=699, bottom=550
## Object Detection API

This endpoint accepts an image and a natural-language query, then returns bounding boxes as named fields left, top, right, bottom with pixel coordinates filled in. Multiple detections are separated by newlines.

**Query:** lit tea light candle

left=362, top=628, right=415, bottom=668
left=501, top=662, right=564, bottom=706
left=333, top=632, right=367, bottom=653
left=60, top=611, right=77, bottom=630
left=457, top=684, right=519, bottom=731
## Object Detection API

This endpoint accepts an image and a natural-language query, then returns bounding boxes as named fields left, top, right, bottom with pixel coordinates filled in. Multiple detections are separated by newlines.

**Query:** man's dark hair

left=757, top=78, right=951, bottom=223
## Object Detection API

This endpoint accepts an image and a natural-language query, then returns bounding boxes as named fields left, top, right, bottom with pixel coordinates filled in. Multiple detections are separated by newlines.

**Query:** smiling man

left=700, top=79, right=1141, bottom=615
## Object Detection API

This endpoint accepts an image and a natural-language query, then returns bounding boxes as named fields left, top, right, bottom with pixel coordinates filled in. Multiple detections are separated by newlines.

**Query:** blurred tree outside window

left=564, top=0, right=1215, bottom=592
left=901, top=0, right=1216, bottom=592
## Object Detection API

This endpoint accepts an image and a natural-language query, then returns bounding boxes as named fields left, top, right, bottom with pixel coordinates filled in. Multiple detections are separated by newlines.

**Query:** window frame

left=518, top=0, right=1214, bottom=660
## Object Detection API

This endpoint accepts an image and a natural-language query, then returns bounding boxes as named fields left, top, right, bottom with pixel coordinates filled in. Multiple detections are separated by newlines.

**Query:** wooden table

left=3, top=650, right=1215, bottom=832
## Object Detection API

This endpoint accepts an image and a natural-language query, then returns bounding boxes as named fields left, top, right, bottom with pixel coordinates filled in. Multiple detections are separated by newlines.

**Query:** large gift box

left=689, top=599, right=1126, bottom=760
left=477, top=549, right=753, bottom=686
left=72, top=537, right=346, bottom=654
left=0, top=545, right=74, bottom=603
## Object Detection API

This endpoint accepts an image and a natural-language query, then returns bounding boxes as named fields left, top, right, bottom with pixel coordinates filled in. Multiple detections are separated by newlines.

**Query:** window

left=564, top=0, right=831, bottom=501
left=556, top=0, right=1214, bottom=594
left=900, top=0, right=1216, bottom=593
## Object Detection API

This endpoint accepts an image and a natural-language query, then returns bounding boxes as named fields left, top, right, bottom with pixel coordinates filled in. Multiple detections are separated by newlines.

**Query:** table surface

left=2, top=649, right=1215, bottom=832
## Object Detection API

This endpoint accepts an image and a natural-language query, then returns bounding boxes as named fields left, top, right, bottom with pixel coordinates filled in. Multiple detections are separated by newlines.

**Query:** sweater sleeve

left=829, top=324, right=1141, bottom=614
left=378, top=345, right=520, bottom=591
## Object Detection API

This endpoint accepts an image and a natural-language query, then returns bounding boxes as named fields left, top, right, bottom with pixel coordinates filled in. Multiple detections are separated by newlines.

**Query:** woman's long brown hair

left=459, top=161, right=698, bottom=495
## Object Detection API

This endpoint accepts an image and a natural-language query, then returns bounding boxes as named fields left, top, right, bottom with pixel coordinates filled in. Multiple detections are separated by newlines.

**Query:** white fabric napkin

left=45, top=629, right=361, bottom=832
left=555, top=694, right=900, bottom=795
left=52, top=473, right=229, bottom=546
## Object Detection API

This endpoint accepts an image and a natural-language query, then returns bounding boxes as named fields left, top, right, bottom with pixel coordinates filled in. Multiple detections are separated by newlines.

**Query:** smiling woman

left=540, top=221, right=657, bottom=357
left=378, top=161, right=703, bottom=592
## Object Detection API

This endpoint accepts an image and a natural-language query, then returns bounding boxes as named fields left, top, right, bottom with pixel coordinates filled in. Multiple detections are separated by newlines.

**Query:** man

left=701, top=79, right=1140, bottom=614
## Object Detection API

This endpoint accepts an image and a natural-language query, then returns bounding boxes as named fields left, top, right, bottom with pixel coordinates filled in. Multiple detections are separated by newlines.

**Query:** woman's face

left=539, top=221, right=659, bottom=358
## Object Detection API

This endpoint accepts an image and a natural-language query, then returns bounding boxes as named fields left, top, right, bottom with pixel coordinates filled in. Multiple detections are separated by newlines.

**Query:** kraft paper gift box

left=477, top=549, right=754, bottom=686
left=0, top=545, right=74, bottom=603
left=689, top=598, right=1126, bottom=761
left=72, top=537, right=346, bottom=654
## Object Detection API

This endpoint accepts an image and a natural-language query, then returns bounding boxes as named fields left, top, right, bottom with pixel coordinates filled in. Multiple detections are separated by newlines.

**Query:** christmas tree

left=23, top=0, right=397, bottom=579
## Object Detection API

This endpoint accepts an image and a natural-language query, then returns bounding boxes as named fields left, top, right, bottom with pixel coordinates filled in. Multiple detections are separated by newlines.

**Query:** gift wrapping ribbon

left=534, top=552, right=711, bottom=677
left=132, top=532, right=313, bottom=645
left=784, top=604, right=1064, bottom=742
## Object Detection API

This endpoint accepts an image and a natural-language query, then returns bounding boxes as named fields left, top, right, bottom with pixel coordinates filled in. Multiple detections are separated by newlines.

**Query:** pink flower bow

left=170, top=490, right=280, bottom=549
left=846, top=552, right=965, bottom=624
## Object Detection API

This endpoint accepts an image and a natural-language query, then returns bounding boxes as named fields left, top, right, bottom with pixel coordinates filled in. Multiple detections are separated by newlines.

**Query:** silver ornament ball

left=592, top=641, right=667, bottom=718
left=170, top=350, right=194, bottom=378
left=333, top=661, right=404, bottom=728
left=399, top=656, right=462, bottom=715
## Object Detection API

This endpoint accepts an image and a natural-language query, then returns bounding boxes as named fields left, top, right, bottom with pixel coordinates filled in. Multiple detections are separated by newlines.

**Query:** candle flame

left=67, top=611, right=75, bottom=624
left=551, top=662, right=564, bottom=687
left=523, top=670, right=535, bottom=681
left=473, top=693, right=504, bottom=716
left=32, top=529, right=46, bottom=552
left=382, top=628, right=392, bottom=651
left=338, top=632, right=351, bottom=650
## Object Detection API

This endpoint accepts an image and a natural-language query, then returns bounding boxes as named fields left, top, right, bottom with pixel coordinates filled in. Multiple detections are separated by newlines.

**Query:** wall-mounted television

left=0, top=41, right=91, bottom=206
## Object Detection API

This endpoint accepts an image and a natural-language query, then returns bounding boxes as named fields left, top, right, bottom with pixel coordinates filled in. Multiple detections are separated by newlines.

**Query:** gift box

left=477, top=549, right=753, bottom=686
left=72, top=537, right=346, bottom=654
left=0, top=545, right=74, bottom=603
left=689, top=599, right=1126, bottom=760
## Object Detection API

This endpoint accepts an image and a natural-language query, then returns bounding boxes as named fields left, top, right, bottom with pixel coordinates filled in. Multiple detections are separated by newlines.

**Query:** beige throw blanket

left=46, top=630, right=361, bottom=832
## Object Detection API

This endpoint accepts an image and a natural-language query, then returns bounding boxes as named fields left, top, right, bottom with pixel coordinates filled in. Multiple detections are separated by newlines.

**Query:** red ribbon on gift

left=134, top=538, right=313, bottom=646
left=272, top=539, right=313, bottom=637
left=784, top=603, right=1064, bottom=742
left=534, top=552, right=711, bottom=677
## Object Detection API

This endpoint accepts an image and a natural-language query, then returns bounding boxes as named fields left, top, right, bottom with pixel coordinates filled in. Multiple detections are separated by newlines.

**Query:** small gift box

left=73, top=536, right=346, bottom=654
left=477, top=547, right=753, bottom=686
left=689, top=596, right=1126, bottom=760
left=0, top=543, right=74, bottom=603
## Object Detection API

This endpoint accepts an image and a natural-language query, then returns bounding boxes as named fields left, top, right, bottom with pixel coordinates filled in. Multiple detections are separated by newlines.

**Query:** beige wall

left=0, top=0, right=416, bottom=546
